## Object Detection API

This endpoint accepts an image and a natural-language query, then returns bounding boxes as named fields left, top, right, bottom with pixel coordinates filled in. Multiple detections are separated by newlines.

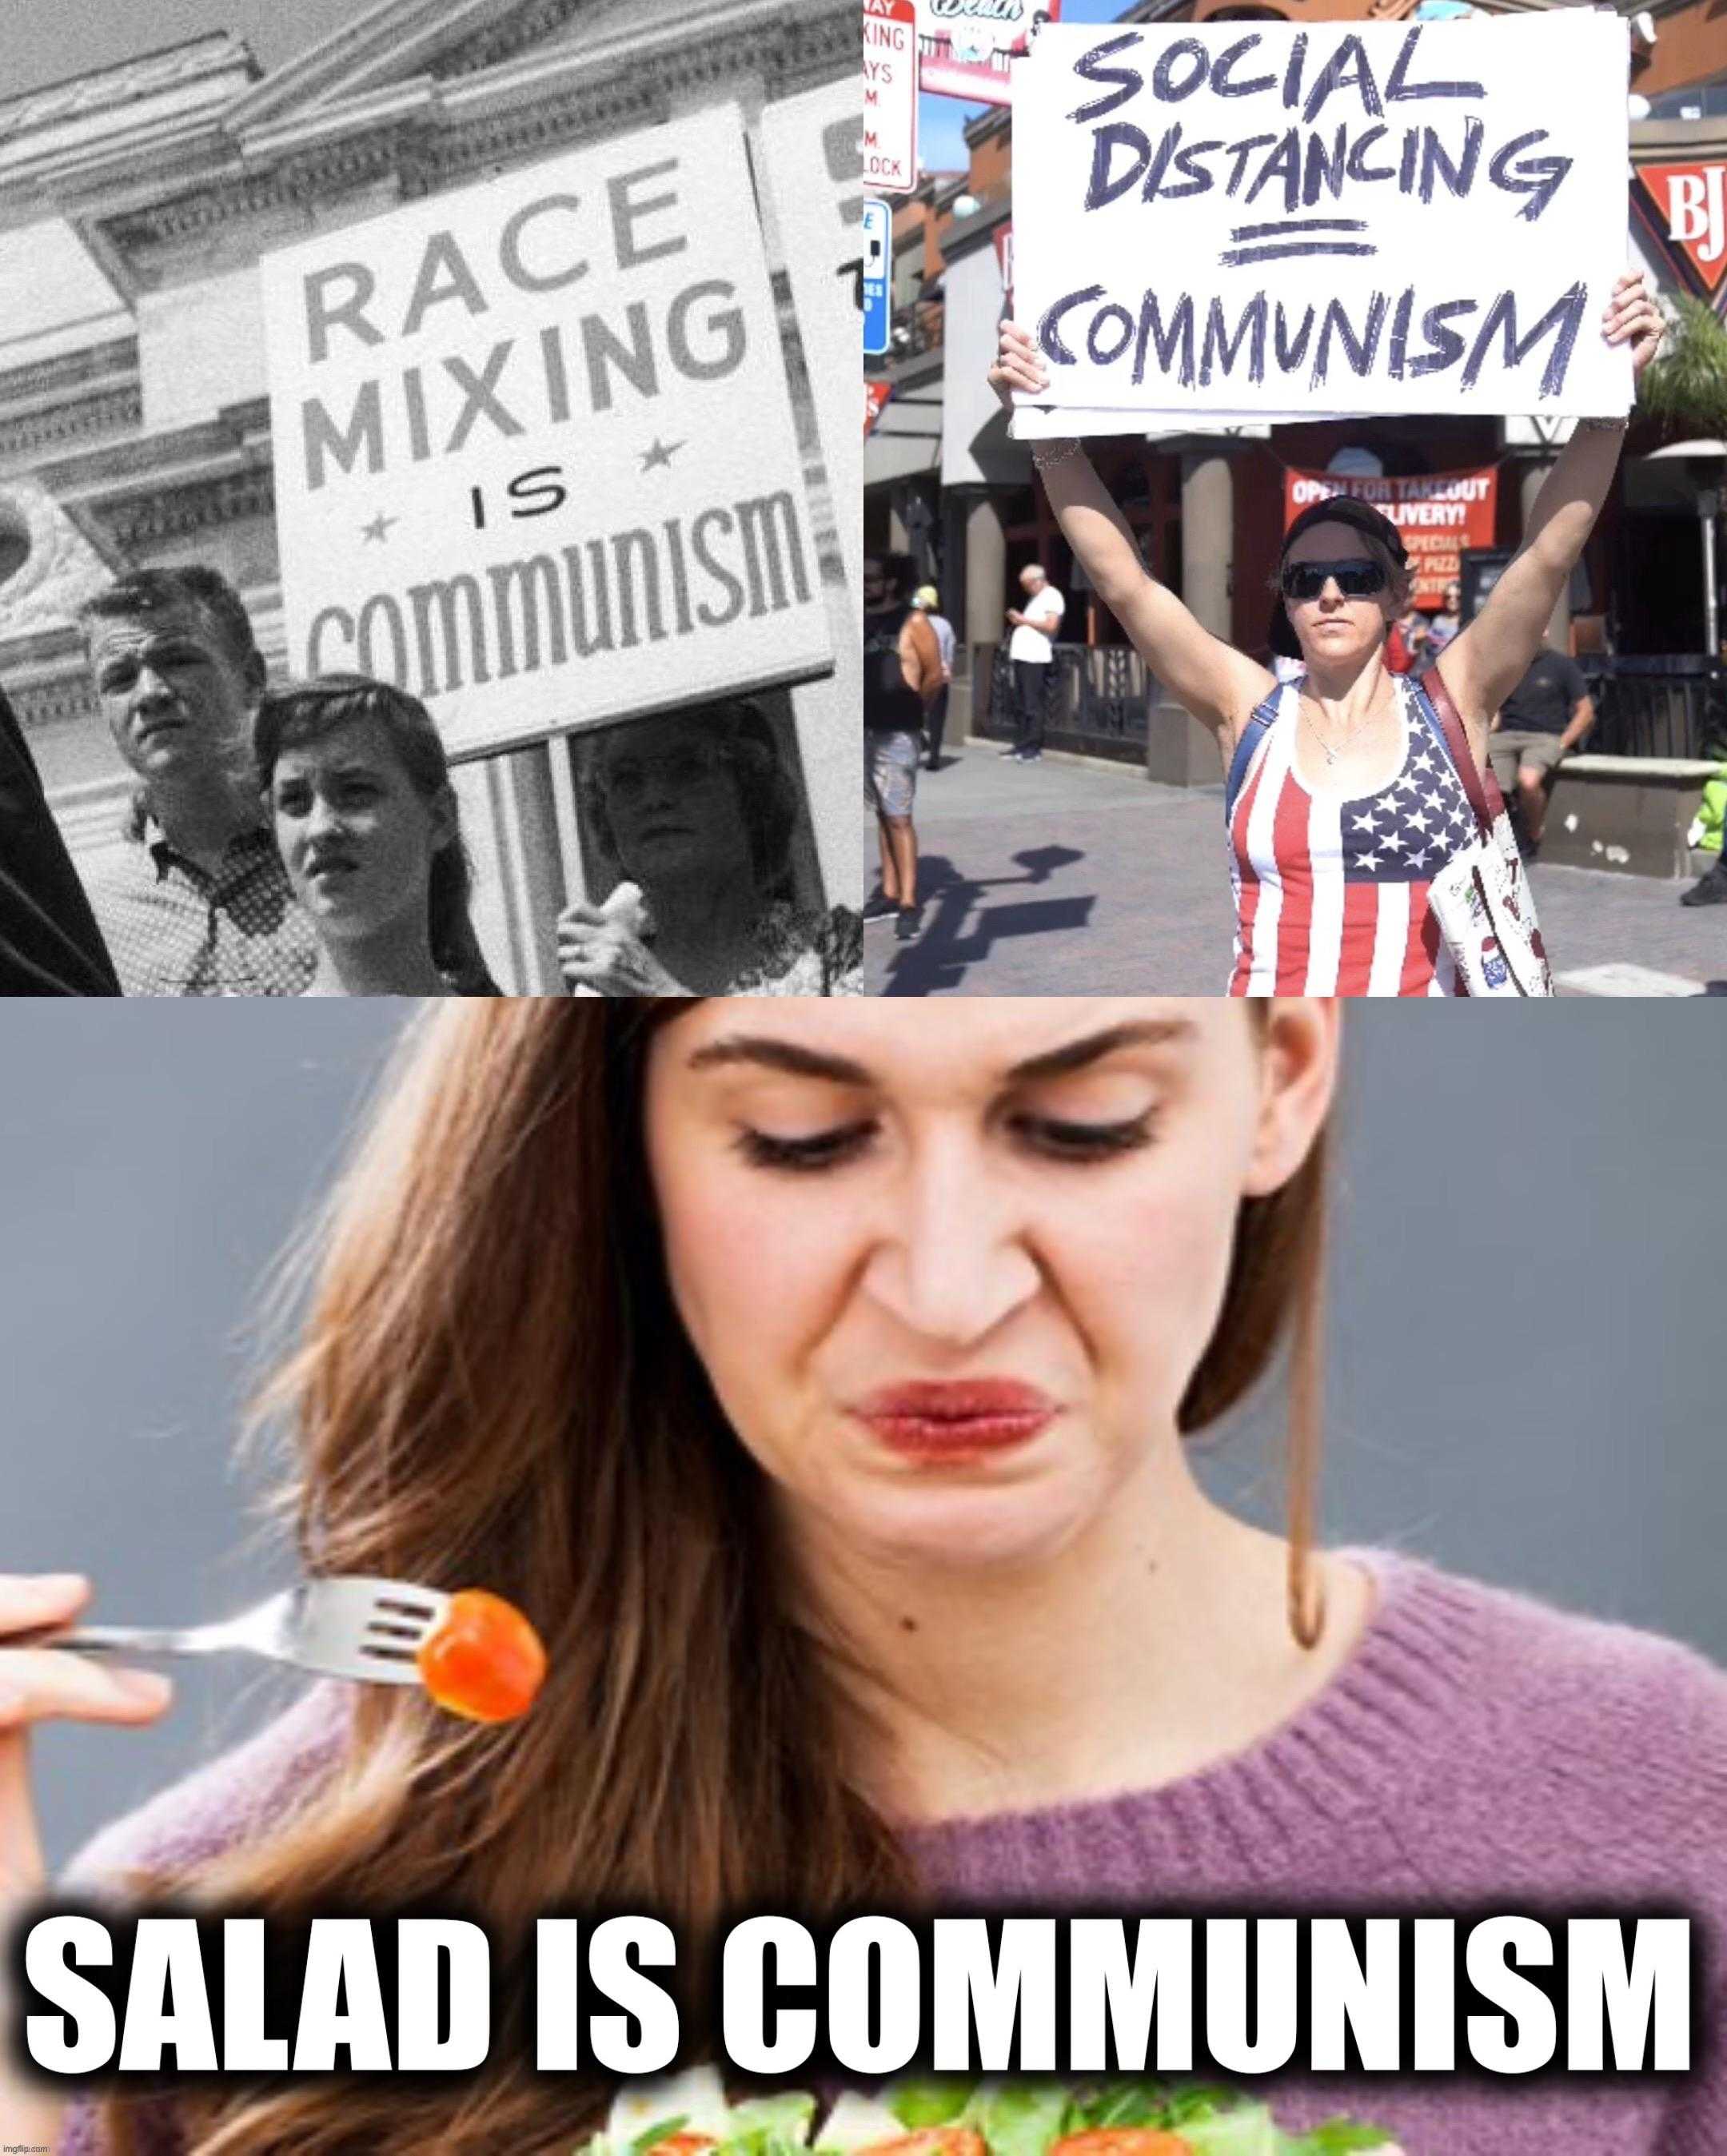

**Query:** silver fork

left=29, top=1577, right=452, bottom=1686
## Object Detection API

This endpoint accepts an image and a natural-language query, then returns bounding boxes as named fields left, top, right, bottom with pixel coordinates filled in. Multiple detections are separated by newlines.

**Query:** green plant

left=1635, top=295, right=1727, bottom=440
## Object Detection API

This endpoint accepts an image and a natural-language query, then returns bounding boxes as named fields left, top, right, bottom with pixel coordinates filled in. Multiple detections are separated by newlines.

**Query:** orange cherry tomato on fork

left=415, top=1589, right=547, bottom=1723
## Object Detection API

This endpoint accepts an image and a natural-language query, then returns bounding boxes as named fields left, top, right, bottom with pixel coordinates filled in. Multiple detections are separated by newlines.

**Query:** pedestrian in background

left=912, top=585, right=955, bottom=771
left=864, top=552, right=942, bottom=943
left=1004, top=563, right=1063, bottom=763
left=1487, top=640, right=1594, bottom=855
left=1425, top=580, right=1464, bottom=666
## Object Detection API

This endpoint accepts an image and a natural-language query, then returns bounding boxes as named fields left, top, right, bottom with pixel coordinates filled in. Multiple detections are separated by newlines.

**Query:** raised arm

left=989, top=325, right=1271, bottom=737
left=1440, top=273, right=1663, bottom=739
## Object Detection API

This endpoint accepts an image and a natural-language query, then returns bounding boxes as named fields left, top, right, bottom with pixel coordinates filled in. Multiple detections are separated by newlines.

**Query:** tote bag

left=1420, top=668, right=1554, bottom=998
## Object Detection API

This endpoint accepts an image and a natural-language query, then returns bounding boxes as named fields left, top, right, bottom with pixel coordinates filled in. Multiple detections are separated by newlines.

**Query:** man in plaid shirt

left=78, top=567, right=317, bottom=997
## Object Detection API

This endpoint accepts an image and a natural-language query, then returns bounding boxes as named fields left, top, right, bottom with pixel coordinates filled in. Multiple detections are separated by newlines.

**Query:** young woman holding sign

left=989, top=273, right=1664, bottom=995
left=3, top=998, right=1725, bottom=2154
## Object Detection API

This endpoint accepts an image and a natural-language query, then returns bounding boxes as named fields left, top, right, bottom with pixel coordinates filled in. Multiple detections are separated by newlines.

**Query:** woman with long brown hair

left=2, top=1000, right=1723, bottom=2154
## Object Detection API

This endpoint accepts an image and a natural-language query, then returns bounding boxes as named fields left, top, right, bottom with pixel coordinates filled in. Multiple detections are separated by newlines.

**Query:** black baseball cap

left=1269, top=496, right=1407, bottom=660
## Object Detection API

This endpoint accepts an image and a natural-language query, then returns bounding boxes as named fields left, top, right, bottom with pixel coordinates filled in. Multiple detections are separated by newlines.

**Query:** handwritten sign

left=864, top=0, right=919, bottom=193
left=261, top=106, right=832, bottom=761
left=1284, top=464, right=1498, bottom=605
left=1012, top=15, right=1631, bottom=425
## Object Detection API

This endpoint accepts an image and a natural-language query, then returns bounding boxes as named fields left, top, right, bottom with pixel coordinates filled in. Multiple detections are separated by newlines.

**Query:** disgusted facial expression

left=644, top=1000, right=1338, bottom=1577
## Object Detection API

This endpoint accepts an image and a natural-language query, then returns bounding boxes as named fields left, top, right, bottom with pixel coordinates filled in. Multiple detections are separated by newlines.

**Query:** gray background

left=0, top=1001, right=1720, bottom=1870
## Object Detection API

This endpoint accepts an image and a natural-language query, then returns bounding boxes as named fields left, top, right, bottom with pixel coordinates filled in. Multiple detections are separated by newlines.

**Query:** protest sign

left=1284, top=464, right=1498, bottom=604
left=755, top=78, right=866, bottom=590
left=260, top=106, right=832, bottom=762
left=864, top=0, right=919, bottom=194
left=1011, top=15, right=1632, bottom=427
left=920, top=0, right=1062, bottom=109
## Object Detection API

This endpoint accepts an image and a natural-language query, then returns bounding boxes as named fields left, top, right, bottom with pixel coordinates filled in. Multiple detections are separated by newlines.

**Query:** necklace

left=1302, top=685, right=1397, bottom=769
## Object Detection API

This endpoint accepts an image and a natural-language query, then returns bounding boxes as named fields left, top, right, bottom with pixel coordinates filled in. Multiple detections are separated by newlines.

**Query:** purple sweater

left=58, top=1552, right=1727, bottom=2154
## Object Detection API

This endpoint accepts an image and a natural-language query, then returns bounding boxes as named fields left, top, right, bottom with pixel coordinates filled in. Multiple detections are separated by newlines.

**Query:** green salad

left=591, top=2069, right=1398, bottom=2156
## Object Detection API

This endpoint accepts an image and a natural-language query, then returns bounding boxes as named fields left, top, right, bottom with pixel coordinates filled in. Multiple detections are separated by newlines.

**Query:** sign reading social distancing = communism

left=260, top=106, right=832, bottom=762
left=1010, top=14, right=1633, bottom=434
left=1284, top=464, right=1498, bottom=606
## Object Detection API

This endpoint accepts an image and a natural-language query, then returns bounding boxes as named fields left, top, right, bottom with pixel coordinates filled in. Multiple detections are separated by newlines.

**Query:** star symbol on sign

left=640, top=437, right=686, bottom=471
left=361, top=511, right=398, bottom=544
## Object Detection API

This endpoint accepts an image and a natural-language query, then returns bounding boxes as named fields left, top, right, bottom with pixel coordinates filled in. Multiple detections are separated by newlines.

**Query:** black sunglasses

left=1280, top=556, right=1390, bottom=603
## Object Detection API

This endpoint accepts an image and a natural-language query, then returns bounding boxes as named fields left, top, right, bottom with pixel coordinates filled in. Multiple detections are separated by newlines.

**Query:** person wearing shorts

left=1488, top=644, right=1593, bottom=851
left=863, top=553, right=941, bottom=942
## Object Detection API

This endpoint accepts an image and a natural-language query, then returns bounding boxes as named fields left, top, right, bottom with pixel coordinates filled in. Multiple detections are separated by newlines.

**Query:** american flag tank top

left=1224, top=675, right=1474, bottom=997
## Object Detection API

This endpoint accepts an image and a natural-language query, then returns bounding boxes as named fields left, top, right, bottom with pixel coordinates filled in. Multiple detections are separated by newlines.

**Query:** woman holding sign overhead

left=989, top=274, right=1663, bottom=996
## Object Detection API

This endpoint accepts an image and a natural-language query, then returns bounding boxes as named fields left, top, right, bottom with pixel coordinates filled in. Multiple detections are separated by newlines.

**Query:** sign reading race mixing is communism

left=260, top=106, right=832, bottom=761
left=1285, top=464, right=1498, bottom=608
left=1011, top=15, right=1633, bottom=428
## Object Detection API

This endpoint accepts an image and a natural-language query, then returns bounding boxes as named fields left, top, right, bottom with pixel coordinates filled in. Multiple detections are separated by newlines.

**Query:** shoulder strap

left=1417, top=665, right=1503, bottom=836
left=1223, top=686, right=1286, bottom=819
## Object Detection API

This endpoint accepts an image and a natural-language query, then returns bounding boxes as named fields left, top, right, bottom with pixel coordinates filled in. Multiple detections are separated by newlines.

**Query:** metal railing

left=969, top=645, right=1727, bottom=766
left=973, top=641, right=1154, bottom=765
left=1576, top=658, right=1727, bottom=761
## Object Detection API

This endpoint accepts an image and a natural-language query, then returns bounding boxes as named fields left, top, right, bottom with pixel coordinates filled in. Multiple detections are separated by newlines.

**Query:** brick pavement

left=864, top=743, right=1727, bottom=997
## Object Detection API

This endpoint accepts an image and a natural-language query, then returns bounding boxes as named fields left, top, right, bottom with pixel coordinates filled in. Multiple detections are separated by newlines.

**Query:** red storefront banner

left=1632, top=161, right=1727, bottom=315
left=1283, top=467, right=1500, bottom=609
left=919, top=0, right=1062, bottom=107
left=865, top=380, right=894, bottom=436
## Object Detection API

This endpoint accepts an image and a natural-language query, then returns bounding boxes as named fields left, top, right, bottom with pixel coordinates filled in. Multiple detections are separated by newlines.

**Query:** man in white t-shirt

left=1005, top=564, right=1063, bottom=763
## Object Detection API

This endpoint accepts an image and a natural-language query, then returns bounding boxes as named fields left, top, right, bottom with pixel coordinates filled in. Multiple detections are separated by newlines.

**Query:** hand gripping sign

left=261, top=106, right=832, bottom=762
left=1010, top=14, right=1633, bottom=433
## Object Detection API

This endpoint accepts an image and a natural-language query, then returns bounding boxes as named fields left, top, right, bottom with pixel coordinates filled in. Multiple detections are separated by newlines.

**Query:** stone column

left=1520, top=456, right=1572, bottom=652
left=1147, top=444, right=1234, bottom=787
left=959, top=488, right=1007, bottom=739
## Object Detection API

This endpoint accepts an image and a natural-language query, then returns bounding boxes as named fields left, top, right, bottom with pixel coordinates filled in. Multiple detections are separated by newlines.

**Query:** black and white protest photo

left=0, top=0, right=860, bottom=997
